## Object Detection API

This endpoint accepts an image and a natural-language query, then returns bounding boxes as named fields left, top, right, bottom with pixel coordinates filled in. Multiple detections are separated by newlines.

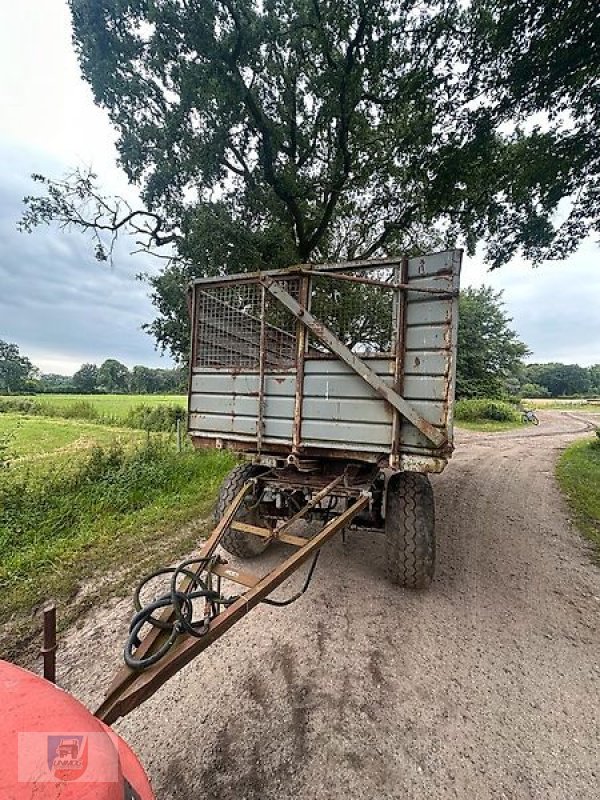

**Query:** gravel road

left=58, top=411, right=600, bottom=800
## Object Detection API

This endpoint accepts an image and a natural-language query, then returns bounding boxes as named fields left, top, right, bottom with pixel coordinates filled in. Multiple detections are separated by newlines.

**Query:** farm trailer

left=95, top=249, right=461, bottom=724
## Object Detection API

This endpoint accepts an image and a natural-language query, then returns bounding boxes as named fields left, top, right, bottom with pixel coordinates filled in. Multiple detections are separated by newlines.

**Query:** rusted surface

left=188, top=251, right=461, bottom=464
left=230, top=521, right=310, bottom=548
left=190, top=434, right=385, bottom=463
left=262, top=277, right=448, bottom=449
left=95, top=492, right=369, bottom=725
left=256, top=285, right=267, bottom=454
left=309, top=269, right=458, bottom=297
left=292, top=276, right=310, bottom=452
left=390, top=256, right=409, bottom=467
left=210, top=561, right=260, bottom=589
left=41, top=604, right=57, bottom=684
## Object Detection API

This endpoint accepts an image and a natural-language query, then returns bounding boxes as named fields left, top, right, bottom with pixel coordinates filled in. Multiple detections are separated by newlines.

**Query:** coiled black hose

left=124, top=551, right=321, bottom=670
left=124, top=557, right=236, bottom=670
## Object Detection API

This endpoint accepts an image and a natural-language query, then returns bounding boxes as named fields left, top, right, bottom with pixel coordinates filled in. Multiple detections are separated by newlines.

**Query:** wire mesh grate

left=194, top=279, right=301, bottom=370
left=308, top=266, right=398, bottom=355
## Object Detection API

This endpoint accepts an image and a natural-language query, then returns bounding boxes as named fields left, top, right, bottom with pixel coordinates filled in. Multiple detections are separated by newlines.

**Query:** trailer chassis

left=95, top=468, right=370, bottom=725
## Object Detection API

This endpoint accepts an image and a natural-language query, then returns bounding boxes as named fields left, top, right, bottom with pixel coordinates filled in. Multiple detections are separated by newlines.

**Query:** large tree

left=468, top=0, right=599, bottom=262
left=72, top=362, right=99, bottom=393
left=523, top=362, right=592, bottom=397
left=97, top=358, right=130, bottom=393
left=457, top=287, right=529, bottom=398
left=0, top=341, right=38, bottom=394
left=20, top=0, right=599, bottom=360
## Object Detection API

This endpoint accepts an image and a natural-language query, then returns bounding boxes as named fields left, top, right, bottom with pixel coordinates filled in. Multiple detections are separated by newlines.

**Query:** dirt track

left=58, top=411, right=600, bottom=799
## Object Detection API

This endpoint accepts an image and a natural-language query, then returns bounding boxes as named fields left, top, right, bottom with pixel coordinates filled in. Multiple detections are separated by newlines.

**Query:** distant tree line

left=0, top=340, right=184, bottom=395
left=520, top=364, right=600, bottom=399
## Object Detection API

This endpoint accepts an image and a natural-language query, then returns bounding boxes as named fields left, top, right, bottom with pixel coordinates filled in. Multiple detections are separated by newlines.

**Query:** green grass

left=556, top=436, right=600, bottom=561
left=0, top=406, right=235, bottom=660
left=8, top=393, right=186, bottom=419
left=0, top=434, right=236, bottom=661
left=456, top=419, right=525, bottom=432
left=454, top=398, right=524, bottom=432
left=527, top=401, right=600, bottom=413
left=0, top=413, right=143, bottom=462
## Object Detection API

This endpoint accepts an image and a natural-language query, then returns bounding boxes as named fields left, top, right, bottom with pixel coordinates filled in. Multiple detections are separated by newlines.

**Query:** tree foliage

left=97, top=358, right=130, bottom=392
left=19, top=0, right=600, bottom=361
left=522, top=362, right=596, bottom=397
left=129, top=364, right=186, bottom=393
left=72, top=363, right=99, bottom=392
left=0, top=341, right=38, bottom=394
left=457, top=286, right=529, bottom=398
left=469, top=0, right=599, bottom=262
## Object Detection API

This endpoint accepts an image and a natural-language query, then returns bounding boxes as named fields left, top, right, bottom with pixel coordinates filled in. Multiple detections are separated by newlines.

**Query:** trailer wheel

left=385, top=473, right=435, bottom=589
left=214, top=463, right=271, bottom=559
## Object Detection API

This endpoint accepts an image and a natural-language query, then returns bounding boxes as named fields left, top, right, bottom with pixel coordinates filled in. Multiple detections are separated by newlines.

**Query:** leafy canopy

left=522, top=362, right=594, bottom=397
left=0, top=341, right=38, bottom=394
left=72, top=363, right=99, bottom=393
left=457, top=287, right=529, bottom=398
left=19, top=0, right=600, bottom=360
left=97, top=358, right=130, bottom=393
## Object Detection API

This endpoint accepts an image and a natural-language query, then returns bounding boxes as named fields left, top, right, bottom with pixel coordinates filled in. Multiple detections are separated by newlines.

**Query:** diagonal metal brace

left=261, top=277, right=447, bottom=449
left=94, top=492, right=369, bottom=725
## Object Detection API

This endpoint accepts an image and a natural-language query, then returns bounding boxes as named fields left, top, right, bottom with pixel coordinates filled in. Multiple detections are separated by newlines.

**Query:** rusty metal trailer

left=95, top=250, right=461, bottom=724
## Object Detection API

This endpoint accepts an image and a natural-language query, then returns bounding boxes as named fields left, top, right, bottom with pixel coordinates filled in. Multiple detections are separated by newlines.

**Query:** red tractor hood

left=0, top=659, right=154, bottom=799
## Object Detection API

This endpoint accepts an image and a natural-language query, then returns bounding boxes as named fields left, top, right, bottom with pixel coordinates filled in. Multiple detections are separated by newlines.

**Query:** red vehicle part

left=0, top=660, right=154, bottom=800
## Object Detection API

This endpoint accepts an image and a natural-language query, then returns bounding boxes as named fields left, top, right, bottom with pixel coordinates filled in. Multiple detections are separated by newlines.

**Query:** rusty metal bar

left=256, top=285, right=267, bottom=454
left=278, top=474, right=346, bottom=532
left=309, top=269, right=457, bottom=295
left=261, top=278, right=447, bottom=449
left=211, top=561, right=260, bottom=589
left=231, top=521, right=309, bottom=548
left=390, top=257, right=409, bottom=467
left=189, top=257, right=406, bottom=289
left=41, top=605, right=57, bottom=684
left=109, top=481, right=255, bottom=674
left=95, top=493, right=370, bottom=724
left=292, top=276, right=310, bottom=451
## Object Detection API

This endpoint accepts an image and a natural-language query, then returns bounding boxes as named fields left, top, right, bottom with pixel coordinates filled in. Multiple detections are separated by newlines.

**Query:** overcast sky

left=1, top=1, right=598, bottom=375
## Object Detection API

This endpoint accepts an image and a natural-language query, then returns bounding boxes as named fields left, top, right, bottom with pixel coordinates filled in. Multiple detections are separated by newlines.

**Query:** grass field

left=0, top=413, right=144, bottom=463
left=9, top=393, right=187, bottom=418
left=524, top=398, right=600, bottom=413
left=453, top=398, right=525, bottom=432
left=455, top=419, right=526, bottom=432
left=0, top=400, right=236, bottom=660
left=556, top=435, right=600, bottom=561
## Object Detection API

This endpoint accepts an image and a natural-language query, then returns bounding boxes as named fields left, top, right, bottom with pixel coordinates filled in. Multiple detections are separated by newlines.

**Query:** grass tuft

left=454, top=398, right=524, bottom=431
left=556, top=434, right=600, bottom=561
left=0, top=437, right=236, bottom=655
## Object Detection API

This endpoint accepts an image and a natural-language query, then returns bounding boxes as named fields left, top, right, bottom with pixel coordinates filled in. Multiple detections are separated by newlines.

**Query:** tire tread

left=385, top=473, right=435, bottom=589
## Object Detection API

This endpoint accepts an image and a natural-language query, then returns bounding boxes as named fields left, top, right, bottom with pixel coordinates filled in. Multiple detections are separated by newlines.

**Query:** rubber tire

left=214, top=463, right=271, bottom=559
left=385, top=473, right=435, bottom=589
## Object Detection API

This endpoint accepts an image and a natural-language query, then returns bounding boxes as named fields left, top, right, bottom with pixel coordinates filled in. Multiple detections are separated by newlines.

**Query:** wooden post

left=41, top=605, right=57, bottom=684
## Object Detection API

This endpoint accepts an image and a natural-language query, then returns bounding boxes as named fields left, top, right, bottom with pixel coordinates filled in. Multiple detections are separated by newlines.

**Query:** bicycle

left=521, top=408, right=540, bottom=425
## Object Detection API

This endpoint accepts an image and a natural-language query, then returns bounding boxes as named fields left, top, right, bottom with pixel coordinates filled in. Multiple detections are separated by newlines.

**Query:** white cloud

left=462, top=239, right=600, bottom=365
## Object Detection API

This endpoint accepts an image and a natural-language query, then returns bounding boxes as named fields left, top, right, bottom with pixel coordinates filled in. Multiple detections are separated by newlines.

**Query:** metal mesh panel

left=308, top=266, right=397, bottom=355
left=263, top=278, right=301, bottom=368
left=194, top=280, right=301, bottom=369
